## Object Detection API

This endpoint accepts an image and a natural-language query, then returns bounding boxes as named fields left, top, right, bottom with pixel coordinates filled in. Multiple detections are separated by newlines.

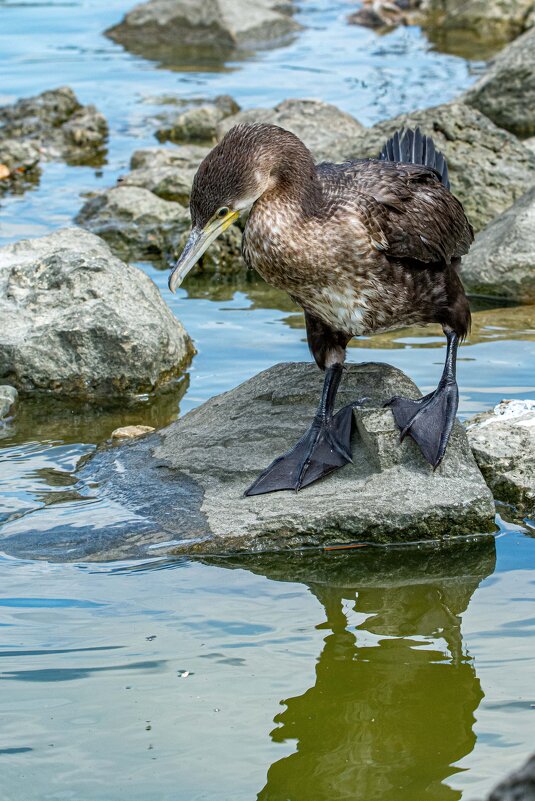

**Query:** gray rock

left=467, top=399, right=535, bottom=517
left=0, top=385, right=17, bottom=419
left=335, top=101, right=535, bottom=232
left=156, top=95, right=240, bottom=144
left=76, top=362, right=495, bottom=559
left=121, top=144, right=210, bottom=204
left=0, top=228, right=193, bottom=397
left=106, top=0, right=301, bottom=66
left=464, top=27, right=535, bottom=138
left=75, top=185, right=190, bottom=261
left=460, top=187, right=535, bottom=302
left=487, top=753, right=535, bottom=801
left=76, top=182, right=245, bottom=273
left=525, top=136, right=535, bottom=154
left=216, top=98, right=366, bottom=162
left=0, top=86, right=108, bottom=164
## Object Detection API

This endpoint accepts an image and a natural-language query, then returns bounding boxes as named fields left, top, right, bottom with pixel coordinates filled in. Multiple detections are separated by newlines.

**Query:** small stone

left=112, top=425, right=156, bottom=440
left=0, top=164, right=10, bottom=180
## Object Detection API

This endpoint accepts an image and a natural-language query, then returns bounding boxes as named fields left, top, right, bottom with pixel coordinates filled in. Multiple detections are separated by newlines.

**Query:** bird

left=168, top=122, right=473, bottom=497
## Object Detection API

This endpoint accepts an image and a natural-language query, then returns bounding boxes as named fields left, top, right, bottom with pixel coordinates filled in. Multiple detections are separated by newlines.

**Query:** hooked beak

left=168, top=209, right=240, bottom=293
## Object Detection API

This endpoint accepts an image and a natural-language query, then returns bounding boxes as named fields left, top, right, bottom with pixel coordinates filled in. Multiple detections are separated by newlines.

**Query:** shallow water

left=1, top=1, right=535, bottom=798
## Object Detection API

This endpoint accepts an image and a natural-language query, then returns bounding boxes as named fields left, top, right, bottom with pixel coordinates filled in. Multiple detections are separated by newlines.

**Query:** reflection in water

left=210, top=539, right=496, bottom=801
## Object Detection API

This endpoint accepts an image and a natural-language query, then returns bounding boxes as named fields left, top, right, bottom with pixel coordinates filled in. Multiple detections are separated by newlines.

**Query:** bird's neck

left=266, top=146, right=323, bottom=216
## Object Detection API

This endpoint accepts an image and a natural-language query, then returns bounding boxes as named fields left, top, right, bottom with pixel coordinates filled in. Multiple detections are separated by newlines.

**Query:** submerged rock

left=464, top=27, right=535, bottom=138
left=460, top=187, right=535, bottom=302
left=217, top=99, right=366, bottom=162
left=467, top=400, right=535, bottom=517
left=106, top=0, right=301, bottom=66
left=76, top=185, right=190, bottom=261
left=73, top=362, right=495, bottom=559
left=0, top=385, right=17, bottom=420
left=336, top=101, right=535, bottom=232
left=0, top=86, right=108, bottom=164
left=0, top=228, right=193, bottom=398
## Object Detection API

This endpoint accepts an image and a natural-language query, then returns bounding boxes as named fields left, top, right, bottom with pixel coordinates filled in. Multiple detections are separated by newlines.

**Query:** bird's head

left=168, top=123, right=314, bottom=292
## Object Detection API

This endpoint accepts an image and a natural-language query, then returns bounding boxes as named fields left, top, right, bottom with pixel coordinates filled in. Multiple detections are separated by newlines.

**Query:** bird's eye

left=217, top=207, right=229, bottom=218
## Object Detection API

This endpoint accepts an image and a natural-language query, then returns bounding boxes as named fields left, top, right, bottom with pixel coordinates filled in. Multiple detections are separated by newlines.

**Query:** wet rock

left=464, top=27, right=535, bottom=138
left=76, top=181, right=245, bottom=273
left=121, top=144, right=210, bottom=204
left=0, top=139, right=41, bottom=196
left=460, top=187, right=535, bottom=302
left=106, top=0, right=301, bottom=66
left=77, top=362, right=495, bottom=558
left=0, top=228, right=193, bottom=398
left=487, top=753, right=535, bottom=801
left=420, top=0, right=535, bottom=42
left=467, top=400, right=535, bottom=517
left=112, top=425, right=156, bottom=439
left=0, top=86, right=108, bottom=164
left=336, top=101, right=535, bottom=232
left=0, top=386, right=17, bottom=420
left=156, top=95, right=240, bottom=144
left=217, top=99, right=365, bottom=162
left=75, top=185, right=190, bottom=261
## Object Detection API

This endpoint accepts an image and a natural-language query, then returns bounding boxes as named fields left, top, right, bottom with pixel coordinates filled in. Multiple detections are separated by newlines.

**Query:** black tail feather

left=379, top=126, right=450, bottom=189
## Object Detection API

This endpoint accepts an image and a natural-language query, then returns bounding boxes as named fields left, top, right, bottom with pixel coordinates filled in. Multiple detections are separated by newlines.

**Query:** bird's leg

left=244, top=364, right=354, bottom=496
left=385, top=328, right=460, bottom=469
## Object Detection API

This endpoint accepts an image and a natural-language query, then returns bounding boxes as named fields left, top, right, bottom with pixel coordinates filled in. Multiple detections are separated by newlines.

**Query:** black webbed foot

left=244, top=404, right=354, bottom=496
left=386, top=380, right=459, bottom=469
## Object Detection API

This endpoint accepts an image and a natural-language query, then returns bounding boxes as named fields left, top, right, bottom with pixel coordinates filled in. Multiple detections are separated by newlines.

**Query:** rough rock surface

left=0, top=87, right=108, bottom=164
left=467, top=400, right=535, bottom=517
left=420, top=0, right=535, bottom=38
left=460, top=187, right=535, bottom=302
left=217, top=99, right=366, bottom=162
left=0, top=228, right=193, bottom=397
left=106, top=0, right=301, bottom=65
left=487, top=753, right=535, bottom=801
left=76, top=181, right=245, bottom=273
left=0, top=386, right=17, bottom=420
left=76, top=185, right=190, bottom=261
left=335, top=101, right=535, bottom=232
left=156, top=95, right=240, bottom=144
left=71, top=362, right=496, bottom=560
left=464, top=28, right=535, bottom=138
left=112, top=425, right=155, bottom=440
left=120, top=144, right=210, bottom=204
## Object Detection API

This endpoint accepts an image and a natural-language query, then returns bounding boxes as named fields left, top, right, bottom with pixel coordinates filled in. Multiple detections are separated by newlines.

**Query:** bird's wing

left=317, top=159, right=474, bottom=264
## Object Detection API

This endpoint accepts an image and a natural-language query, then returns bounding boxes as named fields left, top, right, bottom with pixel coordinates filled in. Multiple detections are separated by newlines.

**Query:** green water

left=1, top=1, right=535, bottom=798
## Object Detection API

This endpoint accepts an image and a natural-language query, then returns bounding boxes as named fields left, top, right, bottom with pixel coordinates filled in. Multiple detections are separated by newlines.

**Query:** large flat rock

left=62, top=362, right=496, bottom=560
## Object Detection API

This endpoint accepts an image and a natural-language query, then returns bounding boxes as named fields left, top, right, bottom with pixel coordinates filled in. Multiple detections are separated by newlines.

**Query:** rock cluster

left=0, top=86, right=108, bottom=165
left=77, top=146, right=246, bottom=273
left=0, top=228, right=193, bottom=398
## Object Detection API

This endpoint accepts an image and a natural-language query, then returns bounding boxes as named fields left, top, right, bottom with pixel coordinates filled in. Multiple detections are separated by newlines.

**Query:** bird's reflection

left=208, top=537, right=496, bottom=801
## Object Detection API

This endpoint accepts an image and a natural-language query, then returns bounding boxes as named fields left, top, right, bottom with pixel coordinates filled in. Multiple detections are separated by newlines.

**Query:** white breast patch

left=312, top=286, right=371, bottom=335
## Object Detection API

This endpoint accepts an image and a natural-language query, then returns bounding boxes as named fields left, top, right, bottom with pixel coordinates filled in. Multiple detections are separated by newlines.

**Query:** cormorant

left=168, top=123, right=473, bottom=496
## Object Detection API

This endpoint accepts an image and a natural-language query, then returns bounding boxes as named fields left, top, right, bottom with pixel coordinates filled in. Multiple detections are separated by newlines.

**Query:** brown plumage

left=171, top=122, right=474, bottom=494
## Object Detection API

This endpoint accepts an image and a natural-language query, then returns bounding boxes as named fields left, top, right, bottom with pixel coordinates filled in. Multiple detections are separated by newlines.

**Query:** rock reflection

left=211, top=538, right=496, bottom=801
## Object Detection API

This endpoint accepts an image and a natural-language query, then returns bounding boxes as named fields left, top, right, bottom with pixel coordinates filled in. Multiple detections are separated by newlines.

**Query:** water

left=1, top=1, right=535, bottom=798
